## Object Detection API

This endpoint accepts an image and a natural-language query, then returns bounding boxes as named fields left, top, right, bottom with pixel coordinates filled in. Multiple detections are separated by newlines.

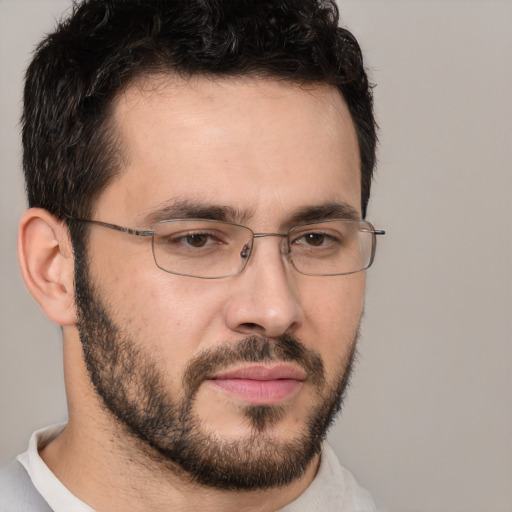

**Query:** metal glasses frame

left=66, top=215, right=386, bottom=279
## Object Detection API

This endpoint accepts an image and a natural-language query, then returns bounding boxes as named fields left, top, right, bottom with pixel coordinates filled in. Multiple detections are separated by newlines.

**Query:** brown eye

left=185, top=234, right=209, bottom=247
left=304, top=233, right=326, bottom=246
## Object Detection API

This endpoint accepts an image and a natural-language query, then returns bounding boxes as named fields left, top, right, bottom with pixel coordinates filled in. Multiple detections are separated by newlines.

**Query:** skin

left=19, top=76, right=365, bottom=511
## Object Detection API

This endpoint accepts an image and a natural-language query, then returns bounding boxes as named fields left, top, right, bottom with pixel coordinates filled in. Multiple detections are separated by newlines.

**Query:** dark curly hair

left=22, top=0, right=377, bottom=227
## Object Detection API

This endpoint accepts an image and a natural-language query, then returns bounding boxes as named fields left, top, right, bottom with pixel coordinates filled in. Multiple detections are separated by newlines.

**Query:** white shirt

left=17, top=424, right=93, bottom=512
left=17, top=424, right=376, bottom=512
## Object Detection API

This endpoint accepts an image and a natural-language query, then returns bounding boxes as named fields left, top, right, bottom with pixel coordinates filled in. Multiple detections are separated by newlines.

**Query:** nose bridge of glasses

left=253, top=232, right=288, bottom=239
left=252, top=232, right=290, bottom=254
left=238, top=232, right=292, bottom=281
left=240, top=232, right=290, bottom=264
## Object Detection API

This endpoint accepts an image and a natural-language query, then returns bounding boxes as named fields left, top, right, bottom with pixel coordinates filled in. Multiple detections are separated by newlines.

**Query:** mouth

left=207, top=364, right=306, bottom=405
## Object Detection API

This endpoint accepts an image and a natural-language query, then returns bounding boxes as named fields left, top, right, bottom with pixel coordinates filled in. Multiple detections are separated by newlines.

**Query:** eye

left=173, top=231, right=225, bottom=249
left=158, top=230, right=226, bottom=252
left=302, top=232, right=328, bottom=246
left=183, top=233, right=211, bottom=247
left=292, top=231, right=340, bottom=247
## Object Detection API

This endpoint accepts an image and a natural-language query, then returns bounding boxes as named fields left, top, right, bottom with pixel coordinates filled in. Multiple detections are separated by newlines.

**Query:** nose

left=224, top=237, right=304, bottom=338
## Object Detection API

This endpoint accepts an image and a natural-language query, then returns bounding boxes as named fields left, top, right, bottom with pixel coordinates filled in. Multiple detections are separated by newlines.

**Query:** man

left=0, top=0, right=384, bottom=510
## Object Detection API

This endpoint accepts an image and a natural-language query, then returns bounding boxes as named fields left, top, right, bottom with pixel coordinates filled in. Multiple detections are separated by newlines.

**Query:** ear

left=18, top=208, right=77, bottom=326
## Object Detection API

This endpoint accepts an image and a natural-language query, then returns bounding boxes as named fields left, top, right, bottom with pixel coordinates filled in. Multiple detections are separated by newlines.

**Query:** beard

left=74, top=252, right=359, bottom=490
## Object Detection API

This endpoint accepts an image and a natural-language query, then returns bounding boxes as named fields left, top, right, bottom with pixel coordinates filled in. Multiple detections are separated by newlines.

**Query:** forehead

left=97, top=75, right=361, bottom=226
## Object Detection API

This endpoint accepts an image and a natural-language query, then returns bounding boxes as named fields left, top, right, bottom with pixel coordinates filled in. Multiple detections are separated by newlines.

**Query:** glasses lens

left=288, top=220, right=375, bottom=276
left=152, top=220, right=253, bottom=278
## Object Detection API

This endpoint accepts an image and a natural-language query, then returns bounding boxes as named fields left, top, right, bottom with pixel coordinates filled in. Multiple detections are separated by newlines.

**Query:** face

left=75, top=76, right=365, bottom=489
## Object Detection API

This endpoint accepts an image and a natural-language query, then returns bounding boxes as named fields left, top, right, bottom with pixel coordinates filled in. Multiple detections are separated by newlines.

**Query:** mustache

left=182, top=335, right=325, bottom=397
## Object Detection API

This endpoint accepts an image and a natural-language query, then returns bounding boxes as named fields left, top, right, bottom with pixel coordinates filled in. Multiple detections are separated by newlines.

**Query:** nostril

left=239, top=322, right=266, bottom=335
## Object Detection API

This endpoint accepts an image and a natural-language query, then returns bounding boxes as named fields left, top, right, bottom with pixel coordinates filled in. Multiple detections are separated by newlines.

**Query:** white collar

left=17, top=424, right=94, bottom=512
left=18, top=424, right=375, bottom=511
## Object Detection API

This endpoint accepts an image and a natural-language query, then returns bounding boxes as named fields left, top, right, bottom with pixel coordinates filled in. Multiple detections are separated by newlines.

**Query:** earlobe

left=18, top=208, right=77, bottom=326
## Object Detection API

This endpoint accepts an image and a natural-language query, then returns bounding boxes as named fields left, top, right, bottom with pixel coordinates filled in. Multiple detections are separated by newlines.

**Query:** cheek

left=305, top=272, right=364, bottom=322
left=301, top=274, right=365, bottom=363
left=95, top=256, right=230, bottom=358
left=146, top=278, right=231, bottom=332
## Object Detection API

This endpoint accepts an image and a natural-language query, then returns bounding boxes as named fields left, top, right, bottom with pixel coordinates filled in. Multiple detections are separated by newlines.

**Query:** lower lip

left=208, top=379, right=302, bottom=405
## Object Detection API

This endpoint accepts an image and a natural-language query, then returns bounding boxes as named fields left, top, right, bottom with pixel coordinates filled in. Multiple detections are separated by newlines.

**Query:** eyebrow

left=140, top=199, right=360, bottom=228
left=288, top=202, right=361, bottom=225
left=141, top=199, right=250, bottom=226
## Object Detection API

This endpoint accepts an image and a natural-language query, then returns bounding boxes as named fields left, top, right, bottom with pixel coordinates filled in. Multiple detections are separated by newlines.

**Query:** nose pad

left=280, top=237, right=292, bottom=259
left=237, top=242, right=254, bottom=275
left=240, top=243, right=251, bottom=259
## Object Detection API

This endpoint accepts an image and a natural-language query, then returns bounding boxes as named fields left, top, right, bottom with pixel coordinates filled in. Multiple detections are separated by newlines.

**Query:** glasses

left=67, top=216, right=385, bottom=279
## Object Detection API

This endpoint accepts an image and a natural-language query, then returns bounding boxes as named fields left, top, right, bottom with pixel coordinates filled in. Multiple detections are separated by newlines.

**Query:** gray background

left=1, top=1, right=511, bottom=511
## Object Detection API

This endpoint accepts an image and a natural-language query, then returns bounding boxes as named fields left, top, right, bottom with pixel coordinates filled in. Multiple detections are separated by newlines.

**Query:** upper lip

left=210, top=364, right=307, bottom=381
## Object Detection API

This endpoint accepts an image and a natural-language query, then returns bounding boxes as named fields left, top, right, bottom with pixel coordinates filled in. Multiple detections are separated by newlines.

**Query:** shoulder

left=0, top=458, right=52, bottom=512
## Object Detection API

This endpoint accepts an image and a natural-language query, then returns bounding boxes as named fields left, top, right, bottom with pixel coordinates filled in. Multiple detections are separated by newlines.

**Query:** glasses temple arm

left=65, top=215, right=154, bottom=237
